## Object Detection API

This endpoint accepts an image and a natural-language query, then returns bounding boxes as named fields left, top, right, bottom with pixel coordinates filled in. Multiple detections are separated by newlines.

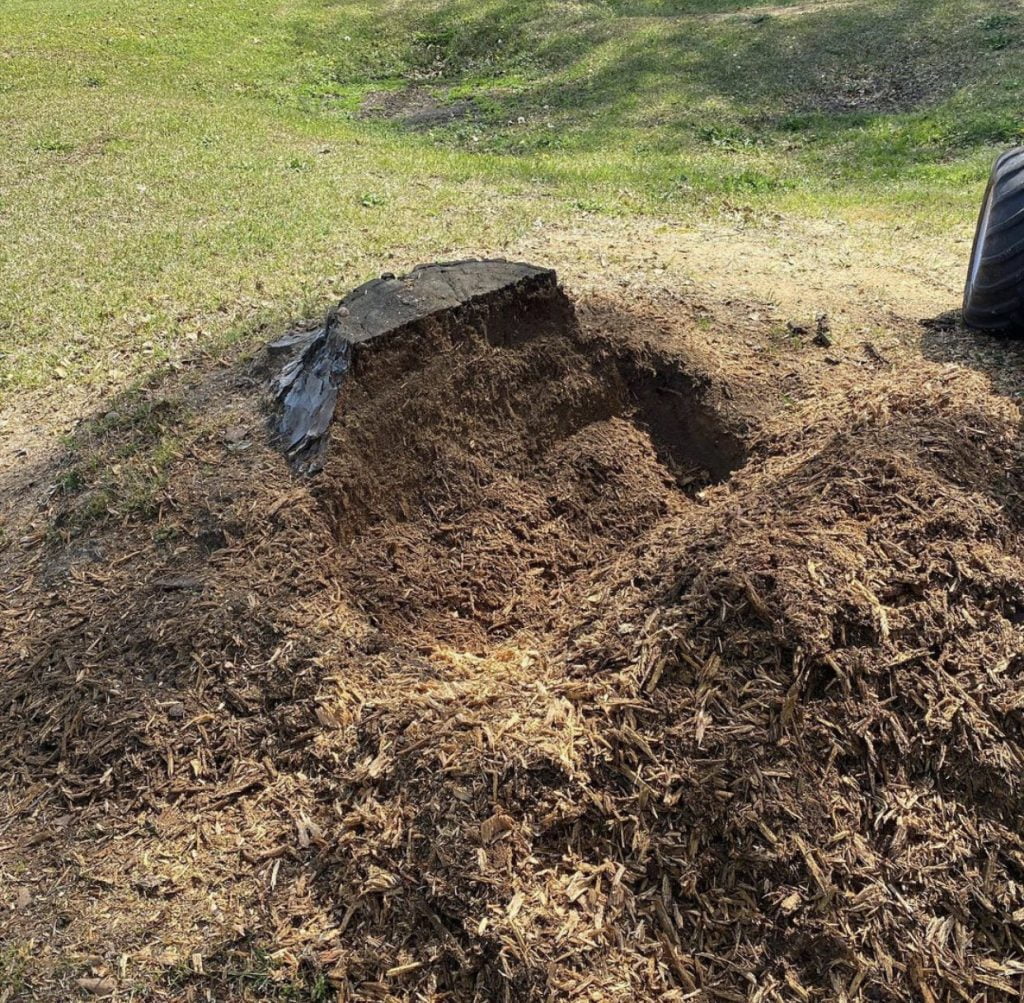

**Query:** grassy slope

left=1, top=0, right=1022, bottom=394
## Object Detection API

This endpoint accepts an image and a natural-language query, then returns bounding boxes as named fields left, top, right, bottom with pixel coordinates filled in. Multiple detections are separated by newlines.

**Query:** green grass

left=1, top=0, right=1022, bottom=396
left=165, top=943, right=333, bottom=1001
left=0, top=944, right=30, bottom=996
left=52, top=390, right=185, bottom=534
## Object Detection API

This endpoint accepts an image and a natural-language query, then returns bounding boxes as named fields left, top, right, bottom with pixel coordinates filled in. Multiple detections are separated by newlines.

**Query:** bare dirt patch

left=359, top=88, right=476, bottom=129
left=513, top=212, right=967, bottom=346
left=710, top=0, right=861, bottom=22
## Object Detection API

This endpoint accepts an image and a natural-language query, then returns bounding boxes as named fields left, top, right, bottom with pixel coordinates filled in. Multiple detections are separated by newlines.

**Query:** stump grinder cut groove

left=266, top=260, right=747, bottom=506
left=269, top=260, right=570, bottom=473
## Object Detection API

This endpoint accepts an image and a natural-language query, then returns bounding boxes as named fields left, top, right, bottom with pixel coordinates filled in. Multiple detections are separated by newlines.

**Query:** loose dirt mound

left=2, top=278, right=1024, bottom=1001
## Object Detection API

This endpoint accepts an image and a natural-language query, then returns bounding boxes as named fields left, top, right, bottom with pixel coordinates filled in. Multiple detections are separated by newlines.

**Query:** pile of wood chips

left=2, top=294, right=1024, bottom=1001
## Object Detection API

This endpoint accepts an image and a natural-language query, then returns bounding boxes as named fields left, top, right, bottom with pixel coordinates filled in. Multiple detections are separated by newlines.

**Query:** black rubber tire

left=963, top=147, right=1024, bottom=333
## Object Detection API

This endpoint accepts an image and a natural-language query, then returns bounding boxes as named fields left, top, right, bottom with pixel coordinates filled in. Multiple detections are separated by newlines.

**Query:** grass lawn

left=1, top=0, right=1022, bottom=398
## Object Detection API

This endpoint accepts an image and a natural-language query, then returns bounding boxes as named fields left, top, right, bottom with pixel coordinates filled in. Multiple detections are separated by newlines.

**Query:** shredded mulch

left=2, top=291, right=1024, bottom=1001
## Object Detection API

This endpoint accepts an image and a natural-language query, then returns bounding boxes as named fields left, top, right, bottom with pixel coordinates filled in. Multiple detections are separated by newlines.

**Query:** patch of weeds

left=54, top=394, right=186, bottom=534
left=404, top=5, right=545, bottom=78
left=152, top=525, right=182, bottom=547
left=952, top=111, right=1022, bottom=148
left=778, top=110, right=870, bottom=136
left=716, top=170, right=794, bottom=195
left=979, top=12, right=1019, bottom=51
left=360, top=192, right=387, bottom=207
left=33, top=136, right=75, bottom=154
left=413, top=27, right=457, bottom=56
left=778, top=113, right=815, bottom=133
left=166, top=944, right=332, bottom=1001
left=695, top=124, right=760, bottom=151
left=766, top=322, right=804, bottom=354
left=53, top=465, right=165, bottom=538
left=307, top=974, right=331, bottom=1002
left=76, top=488, right=117, bottom=525
left=56, top=467, right=87, bottom=495
left=84, top=393, right=182, bottom=447
left=0, top=945, right=30, bottom=997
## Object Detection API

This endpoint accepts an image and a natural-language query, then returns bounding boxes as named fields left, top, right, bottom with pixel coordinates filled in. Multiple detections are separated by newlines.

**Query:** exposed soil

left=512, top=213, right=967, bottom=345
left=359, top=88, right=476, bottom=130
left=3, top=263, right=1024, bottom=1001
left=710, top=1, right=860, bottom=22
left=315, top=280, right=748, bottom=646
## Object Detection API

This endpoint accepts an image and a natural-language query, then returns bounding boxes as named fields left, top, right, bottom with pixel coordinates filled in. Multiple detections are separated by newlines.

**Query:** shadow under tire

left=964, top=147, right=1024, bottom=334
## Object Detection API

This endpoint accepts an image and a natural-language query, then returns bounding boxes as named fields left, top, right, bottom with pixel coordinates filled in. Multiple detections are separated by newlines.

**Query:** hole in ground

left=313, top=291, right=748, bottom=643
left=618, top=351, right=748, bottom=490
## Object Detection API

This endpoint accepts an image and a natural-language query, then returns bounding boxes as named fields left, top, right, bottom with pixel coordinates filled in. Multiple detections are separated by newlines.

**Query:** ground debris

left=813, top=312, right=832, bottom=347
left=3, top=283, right=1024, bottom=1001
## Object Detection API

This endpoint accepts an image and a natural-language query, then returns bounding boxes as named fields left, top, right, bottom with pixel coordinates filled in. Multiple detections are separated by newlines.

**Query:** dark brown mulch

left=2, top=290, right=1023, bottom=1001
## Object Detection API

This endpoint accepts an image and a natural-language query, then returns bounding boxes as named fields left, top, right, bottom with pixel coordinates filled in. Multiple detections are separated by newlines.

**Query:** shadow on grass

left=289, top=0, right=1022, bottom=171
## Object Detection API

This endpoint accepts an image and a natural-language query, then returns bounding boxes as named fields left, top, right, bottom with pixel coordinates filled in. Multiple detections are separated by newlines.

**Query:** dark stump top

left=266, top=259, right=564, bottom=473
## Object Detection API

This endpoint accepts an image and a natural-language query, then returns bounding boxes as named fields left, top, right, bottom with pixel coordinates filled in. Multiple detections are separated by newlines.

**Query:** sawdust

left=2, top=274, right=1024, bottom=1001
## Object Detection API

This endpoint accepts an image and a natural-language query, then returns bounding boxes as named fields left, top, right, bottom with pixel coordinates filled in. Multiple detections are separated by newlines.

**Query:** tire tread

left=964, top=147, right=1024, bottom=334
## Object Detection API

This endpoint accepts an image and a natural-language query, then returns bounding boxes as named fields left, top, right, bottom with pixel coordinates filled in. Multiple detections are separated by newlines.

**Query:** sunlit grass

left=1, top=0, right=1019, bottom=396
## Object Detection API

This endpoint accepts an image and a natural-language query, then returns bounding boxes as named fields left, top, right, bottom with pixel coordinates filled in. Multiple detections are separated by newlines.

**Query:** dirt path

left=514, top=212, right=966, bottom=342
